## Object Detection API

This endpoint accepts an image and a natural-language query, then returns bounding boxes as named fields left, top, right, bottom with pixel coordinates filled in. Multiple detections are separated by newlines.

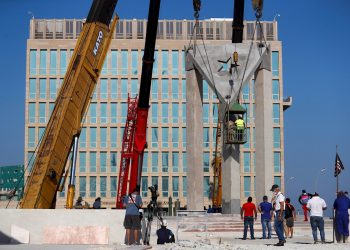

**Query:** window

left=100, top=103, right=107, bottom=123
left=79, top=152, right=86, bottom=173
left=89, top=103, right=97, bottom=123
left=151, top=79, right=158, bottom=100
left=131, top=79, right=138, bottom=96
left=162, top=152, right=169, bottom=172
left=90, top=127, right=97, bottom=148
left=244, top=152, right=251, bottom=173
left=49, top=79, right=56, bottom=99
left=80, top=128, right=86, bottom=148
left=111, top=50, right=117, bottom=75
left=60, top=49, right=67, bottom=75
left=100, top=176, right=106, bottom=197
left=39, top=127, right=45, bottom=141
left=121, top=50, right=128, bottom=75
left=110, top=103, right=117, bottom=123
left=79, top=176, right=86, bottom=197
left=172, top=79, right=179, bottom=100
left=172, top=176, right=179, bottom=197
left=131, top=50, right=138, bottom=75
left=243, top=127, right=250, bottom=149
left=110, top=79, right=117, bottom=99
left=162, top=50, right=169, bottom=75
left=203, top=152, right=210, bottom=172
left=244, top=176, right=251, bottom=197
left=39, top=103, right=46, bottom=123
left=157, top=21, right=164, bottom=38
left=243, top=103, right=250, bottom=124
left=203, top=176, right=210, bottom=197
left=182, top=79, right=186, bottom=98
left=137, top=21, right=144, bottom=39
left=101, top=54, right=108, bottom=75
left=176, top=21, right=182, bottom=39
left=90, top=176, right=96, bottom=197
left=172, top=103, right=179, bottom=124
left=161, top=79, right=169, bottom=99
left=162, top=177, right=169, bottom=197
left=141, top=176, right=148, bottom=197
left=30, top=49, right=37, bottom=75
left=110, top=176, right=117, bottom=197
left=100, top=127, right=107, bottom=148
left=116, top=21, right=123, bottom=39
left=212, top=104, right=218, bottom=123
left=273, top=104, right=280, bottom=124
left=142, top=152, right=148, bottom=173
left=182, top=176, right=187, bottom=197
left=153, top=51, right=158, bottom=75
left=39, top=79, right=46, bottom=99
left=151, top=103, right=158, bottom=123
left=110, top=127, right=117, bottom=148
left=110, top=152, right=117, bottom=173
left=272, top=80, right=280, bottom=100
left=39, top=50, right=47, bottom=75
left=203, top=104, right=209, bottom=123
left=152, top=128, right=158, bottom=148
left=152, top=152, right=158, bottom=172
left=203, top=128, right=209, bottom=148
left=126, top=21, right=133, bottom=39
left=162, top=128, right=169, bottom=148
left=121, top=102, right=127, bottom=123
left=172, top=50, right=179, bottom=75
left=274, top=152, right=281, bottom=173
left=166, top=21, right=173, bottom=39
left=272, top=51, right=279, bottom=77
left=172, top=152, right=179, bottom=172
left=273, top=128, right=281, bottom=148
left=182, top=104, right=186, bottom=123
left=50, top=50, right=57, bottom=75
left=203, top=82, right=209, bottom=100
left=182, top=152, right=187, bottom=173
left=27, top=152, right=35, bottom=172
left=162, top=103, right=169, bottom=123
left=90, top=152, right=97, bottom=172
left=121, top=79, right=128, bottom=99
left=242, top=83, right=249, bottom=100
left=28, top=127, right=35, bottom=147
left=182, top=128, right=186, bottom=148
left=29, top=79, right=36, bottom=99
left=172, top=127, right=179, bottom=148
left=100, top=79, right=108, bottom=99
left=274, top=176, right=281, bottom=188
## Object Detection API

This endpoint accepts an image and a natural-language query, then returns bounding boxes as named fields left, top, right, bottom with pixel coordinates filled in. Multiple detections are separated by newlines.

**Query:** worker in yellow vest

left=235, top=115, right=245, bottom=141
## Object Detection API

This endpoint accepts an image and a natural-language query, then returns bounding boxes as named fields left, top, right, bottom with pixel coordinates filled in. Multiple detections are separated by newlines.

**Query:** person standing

left=240, top=196, right=258, bottom=240
left=258, top=195, right=273, bottom=239
left=284, top=198, right=296, bottom=238
left=270, top=184, right=286, bottom=246
left=333, top=191, right=350, bottom=243
left=123, top=186, right=143, bottom=245
left=306, top=192, right=327, bottom=244
left=298, top=189, right=312, bottom=221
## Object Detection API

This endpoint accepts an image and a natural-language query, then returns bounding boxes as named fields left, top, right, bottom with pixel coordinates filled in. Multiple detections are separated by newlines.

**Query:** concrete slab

left=10, top=225, right=29, bottom=244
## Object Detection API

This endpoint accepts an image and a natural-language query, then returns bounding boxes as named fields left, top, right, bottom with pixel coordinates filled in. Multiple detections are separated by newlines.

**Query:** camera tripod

left=143, top=193, right=163, bottom=245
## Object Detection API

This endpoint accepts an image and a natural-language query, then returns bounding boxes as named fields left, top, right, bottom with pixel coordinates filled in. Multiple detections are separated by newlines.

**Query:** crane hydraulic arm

left=21, top=0, right=118, bottom=209
left=116, top=0, right=161, bottom=208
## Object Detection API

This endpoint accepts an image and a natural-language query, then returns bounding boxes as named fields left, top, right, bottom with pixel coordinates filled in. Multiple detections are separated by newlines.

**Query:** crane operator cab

left=224, top=102, right=247, bottom=144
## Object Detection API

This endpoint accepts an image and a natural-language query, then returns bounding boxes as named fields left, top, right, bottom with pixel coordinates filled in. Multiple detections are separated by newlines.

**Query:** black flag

left=334, top=153, right=344, bottom=177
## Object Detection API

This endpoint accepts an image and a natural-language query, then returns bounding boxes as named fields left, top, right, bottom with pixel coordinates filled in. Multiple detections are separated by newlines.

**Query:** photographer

left=149, top=184, right=159, bottom=204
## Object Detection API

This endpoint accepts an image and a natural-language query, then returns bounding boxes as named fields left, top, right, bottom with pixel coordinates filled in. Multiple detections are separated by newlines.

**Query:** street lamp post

left=285, top=176, right=295, bottom=198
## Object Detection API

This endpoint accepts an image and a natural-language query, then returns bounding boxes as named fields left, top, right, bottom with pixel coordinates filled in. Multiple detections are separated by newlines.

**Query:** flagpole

left=333, top=145, right=338, bottom=243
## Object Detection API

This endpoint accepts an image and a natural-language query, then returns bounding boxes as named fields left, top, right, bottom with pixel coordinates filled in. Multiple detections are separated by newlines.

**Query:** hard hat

left=161, top=219, right=167, bottom=227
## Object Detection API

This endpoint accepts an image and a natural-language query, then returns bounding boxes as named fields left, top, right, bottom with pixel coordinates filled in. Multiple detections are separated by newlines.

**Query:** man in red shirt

left=241, top=196, right=258, bottom=240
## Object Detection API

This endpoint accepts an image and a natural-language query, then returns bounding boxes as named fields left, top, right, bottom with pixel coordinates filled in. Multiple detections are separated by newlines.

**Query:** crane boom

left=21, top=0, right=118, bottom=208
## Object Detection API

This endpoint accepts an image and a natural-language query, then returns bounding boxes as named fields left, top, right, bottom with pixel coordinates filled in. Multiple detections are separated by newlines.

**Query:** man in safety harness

left=235, top=115, right=245, bottom=142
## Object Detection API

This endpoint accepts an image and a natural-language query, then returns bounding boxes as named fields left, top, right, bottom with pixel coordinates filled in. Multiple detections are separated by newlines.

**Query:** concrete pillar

left=255, top=63, right=273, bottom=202
left=186, top=66, right=203, bottom=210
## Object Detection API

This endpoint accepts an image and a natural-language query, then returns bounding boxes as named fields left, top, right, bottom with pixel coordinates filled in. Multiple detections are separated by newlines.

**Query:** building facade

left=25, top=18, right=286, bottom=208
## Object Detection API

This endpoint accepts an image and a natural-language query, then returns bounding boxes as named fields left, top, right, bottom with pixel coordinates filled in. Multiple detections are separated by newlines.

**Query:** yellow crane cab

left=224, top=102, right=247, bottom=144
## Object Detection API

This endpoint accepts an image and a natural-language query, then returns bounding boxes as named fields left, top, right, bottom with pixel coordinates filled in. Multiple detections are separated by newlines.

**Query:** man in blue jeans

left=307, top=192, right=327, bottom=244
left=270, top=184, right=286, bottom=246
left=258, top=195, right=273, bottom=239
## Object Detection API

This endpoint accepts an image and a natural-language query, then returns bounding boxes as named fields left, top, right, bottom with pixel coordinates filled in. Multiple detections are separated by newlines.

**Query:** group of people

left=241, top=184, right=350, bottom=246
left=73, top=196, right=102, bottom=209
left=122, top=186, right=174, bottom=245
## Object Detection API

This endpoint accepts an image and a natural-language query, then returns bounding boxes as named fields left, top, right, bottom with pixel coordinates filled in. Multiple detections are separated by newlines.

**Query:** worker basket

left=224, top=102, right=247, bottom=144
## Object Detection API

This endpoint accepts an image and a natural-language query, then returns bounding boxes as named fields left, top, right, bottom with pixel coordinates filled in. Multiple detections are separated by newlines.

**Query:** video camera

left=148, top=184, right=158, bottom=203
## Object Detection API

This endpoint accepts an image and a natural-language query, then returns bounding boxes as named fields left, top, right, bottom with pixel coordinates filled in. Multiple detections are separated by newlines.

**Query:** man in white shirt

left=270, top=184, right=286, bottom=246
left=306, top=192, right=327, bottom=244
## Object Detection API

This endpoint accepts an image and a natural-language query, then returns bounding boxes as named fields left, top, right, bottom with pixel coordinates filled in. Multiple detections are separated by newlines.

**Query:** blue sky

left=0, top=0, right=349, bottom=213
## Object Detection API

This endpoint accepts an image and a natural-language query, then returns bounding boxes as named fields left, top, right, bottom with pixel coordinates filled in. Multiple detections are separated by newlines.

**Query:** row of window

left=242, top=151, right=282, bottom=173
left=29, top=49, right=280, bottom=79
left=243, top=176, right=281, bottom=197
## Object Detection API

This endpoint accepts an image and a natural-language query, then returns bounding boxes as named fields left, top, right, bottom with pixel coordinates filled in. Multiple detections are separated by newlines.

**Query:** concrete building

left=24, top=18, right=288, bottom=209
